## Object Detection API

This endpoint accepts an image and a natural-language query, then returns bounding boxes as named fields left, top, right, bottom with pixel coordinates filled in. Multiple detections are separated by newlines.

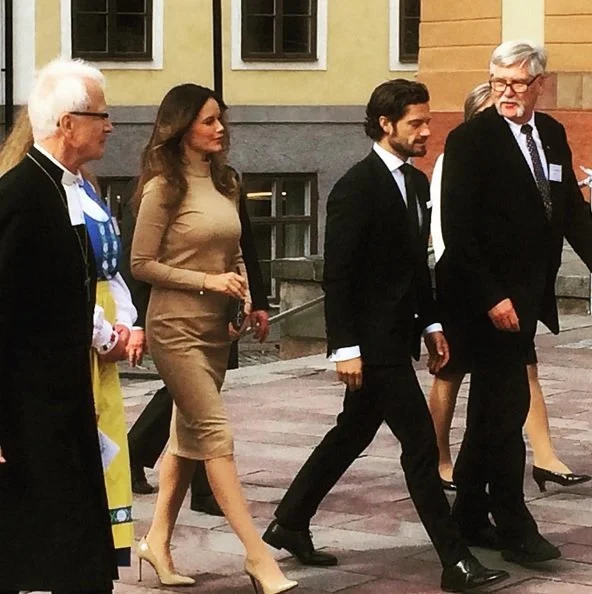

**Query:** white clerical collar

left=504, top=113, right=536, bottom=136
left=373, top=142, right=407, bottom=173
left=33, top=143, right=84, bottom=186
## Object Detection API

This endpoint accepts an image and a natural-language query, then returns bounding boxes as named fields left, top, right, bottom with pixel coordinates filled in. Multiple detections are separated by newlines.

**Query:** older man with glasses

left=437, top=40, right=592, bottom=567
left=0, top=58, right=117, bottom=594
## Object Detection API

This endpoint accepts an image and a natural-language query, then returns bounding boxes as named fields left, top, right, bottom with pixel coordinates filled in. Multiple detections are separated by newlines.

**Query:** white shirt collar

left=372, top=142, right=407, bottom=173
left=33, top=143, right=84, bottom=187
left=504, top=113, right=536, bottom=136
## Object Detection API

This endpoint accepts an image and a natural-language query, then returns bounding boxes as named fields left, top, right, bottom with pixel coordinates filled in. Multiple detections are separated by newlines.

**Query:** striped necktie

left=521, top=123, right=552, bottom=220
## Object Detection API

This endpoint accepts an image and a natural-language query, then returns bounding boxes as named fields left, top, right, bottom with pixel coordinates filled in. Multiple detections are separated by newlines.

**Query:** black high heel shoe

left=533, top=466, right=591, bottom=492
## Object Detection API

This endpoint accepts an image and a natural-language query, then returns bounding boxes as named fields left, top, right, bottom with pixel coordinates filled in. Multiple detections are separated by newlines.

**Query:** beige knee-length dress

left=131, top=156, right=247, bottom=460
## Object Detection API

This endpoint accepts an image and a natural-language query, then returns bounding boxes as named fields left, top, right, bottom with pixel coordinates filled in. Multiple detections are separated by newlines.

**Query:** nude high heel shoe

left=137, top=537, right=196, bottom=586
left=244, top=558, right=298, bottom=594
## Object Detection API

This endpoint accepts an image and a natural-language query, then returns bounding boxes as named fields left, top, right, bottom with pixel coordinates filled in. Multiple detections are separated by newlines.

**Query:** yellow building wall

left=224, top=0, right=403, bottom=105
left=35, top=0, right=214, bottom=106
left=418, top=0, right=502, bottom=111
left=35, top=0, right=415, bottom=107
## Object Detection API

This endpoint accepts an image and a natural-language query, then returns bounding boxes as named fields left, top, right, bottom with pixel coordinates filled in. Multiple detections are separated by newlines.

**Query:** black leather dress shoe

left=502, top=533, right=561, bottom=565
left=441, top=556, right=509, bottom=592
left=190, top=494, right=224, bottom=516
left=262, top=520, right=338, bottom=566
left=131, top=465, right=156, bottom=495
left=441, top=478, right=457, bottom=492
left=460, top=523, right=502, bottom=550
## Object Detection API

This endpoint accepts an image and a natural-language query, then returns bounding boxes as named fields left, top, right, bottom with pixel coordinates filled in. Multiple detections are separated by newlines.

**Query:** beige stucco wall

left=35, top=0, right=213, bottom=106
left=418, top=0, right=502, bottom=112
left=224, top=0, right=408, bottom=105
left=35, top=0, right=419, bottom=107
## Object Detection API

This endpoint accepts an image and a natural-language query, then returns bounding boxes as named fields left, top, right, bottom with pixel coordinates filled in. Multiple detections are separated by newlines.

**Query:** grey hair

left=490, top=40, right=547, bottom=77
left=28, top=58, right=105, bottom=142
left=464, top=82, right=491, bottom=122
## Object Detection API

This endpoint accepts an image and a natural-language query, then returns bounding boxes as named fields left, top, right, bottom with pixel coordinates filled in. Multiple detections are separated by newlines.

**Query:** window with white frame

left=243, top=173, right=318, bottom=299
left=232, top=0, right=327, bottom=71
left=241, top=0, right=317, bottom=62
left=389, top=0, right=420, bottom=70
left=71, top=0, right=153, bottom=61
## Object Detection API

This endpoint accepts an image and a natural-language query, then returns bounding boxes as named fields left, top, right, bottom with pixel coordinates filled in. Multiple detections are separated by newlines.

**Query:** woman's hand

left=204, top=272, right=247, bottom=300
left=0, top=446, right=5, bottom=463
left=126, top=328, right=146, bottom=367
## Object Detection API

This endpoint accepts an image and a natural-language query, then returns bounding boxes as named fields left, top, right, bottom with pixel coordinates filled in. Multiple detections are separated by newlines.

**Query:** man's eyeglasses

left=68, top=111, right=110, bottom=120
left=489, top=75, right=540, bottom=94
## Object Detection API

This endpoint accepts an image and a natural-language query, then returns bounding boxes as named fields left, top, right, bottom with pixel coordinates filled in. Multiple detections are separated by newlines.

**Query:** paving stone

left=116, top=313, right=592, bottom=594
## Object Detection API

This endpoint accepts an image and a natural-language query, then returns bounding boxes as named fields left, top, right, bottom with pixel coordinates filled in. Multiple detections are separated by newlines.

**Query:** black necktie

left=521, top=123, right=552, bottom=220
left=399, top=162, right=420, bottom=237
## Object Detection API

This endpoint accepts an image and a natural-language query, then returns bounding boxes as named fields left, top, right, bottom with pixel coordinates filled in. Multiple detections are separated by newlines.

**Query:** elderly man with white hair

left=438, top=40, right=592, bottom=566
left=0, top=58, right=118, bottom=594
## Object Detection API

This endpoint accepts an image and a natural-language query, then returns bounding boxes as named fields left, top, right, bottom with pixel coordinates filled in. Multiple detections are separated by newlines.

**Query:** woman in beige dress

left=131, top=84, right=297, bottom=594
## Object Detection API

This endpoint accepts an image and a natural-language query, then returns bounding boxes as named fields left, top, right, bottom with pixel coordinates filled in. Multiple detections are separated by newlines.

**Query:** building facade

left=3, top=0, right=592, bottom=300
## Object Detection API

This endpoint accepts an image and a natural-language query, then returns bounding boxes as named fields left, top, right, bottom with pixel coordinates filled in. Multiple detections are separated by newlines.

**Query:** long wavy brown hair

left=0, top=107, right=33, bottom=177
left=133, top=84, right=238, bottom=212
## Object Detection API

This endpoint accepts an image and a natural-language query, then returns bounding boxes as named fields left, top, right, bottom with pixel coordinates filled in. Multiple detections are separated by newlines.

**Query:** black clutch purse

left=228, top=298, right=246, bottom=331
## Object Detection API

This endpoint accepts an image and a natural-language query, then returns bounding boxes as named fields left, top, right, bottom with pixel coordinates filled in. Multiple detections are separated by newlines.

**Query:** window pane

left=114, top=14, right=147, bottom=52
left=245, top=179, right=273, bottom=217
left=280, top=179, right=307, bottom=215
left=282, top=223, right=309, bottom=257
left=76, top=0, right=107, bottom=11
left=244, top=16, right=275, bottom=53
left=115, top=0, right=146, bottom=12
left=402, top=18, right=419, bottom=58
left=283, top=0, right=311, bottom=15
left=74, top=14, right=107, bottom=52
left=245, top=0, right=275, bottom=14
left=282, top=16, right=310, bottom=53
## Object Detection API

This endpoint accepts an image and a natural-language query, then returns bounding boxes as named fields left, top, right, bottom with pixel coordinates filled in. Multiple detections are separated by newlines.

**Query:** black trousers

left=451, top=317, right=539, bottom=545
left=0, top=591, right=111, bottom=594
left=275, top=363, right=468, bottom=568
left=127, top=385, right=211, bottom=498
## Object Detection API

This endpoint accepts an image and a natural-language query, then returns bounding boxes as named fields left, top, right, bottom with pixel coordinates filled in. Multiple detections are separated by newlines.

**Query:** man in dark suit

left=121, top=181, right=270, bottom=513
left=262, top=79, right=508, bottom=592
left=438, top=40, right=592, bottom=566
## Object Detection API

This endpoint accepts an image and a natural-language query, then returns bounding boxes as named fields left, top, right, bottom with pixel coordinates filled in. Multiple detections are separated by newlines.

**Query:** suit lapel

left=366, top=150, right=407, bottom=213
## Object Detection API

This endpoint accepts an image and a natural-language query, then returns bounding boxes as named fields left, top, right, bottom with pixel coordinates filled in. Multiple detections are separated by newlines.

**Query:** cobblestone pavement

left=116, top=314, right=592, bottom=594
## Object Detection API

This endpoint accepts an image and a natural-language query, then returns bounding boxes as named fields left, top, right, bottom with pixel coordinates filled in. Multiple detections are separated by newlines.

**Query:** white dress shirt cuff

left=109, top=273, right=138, bottom=329
left=423, top=323, right=443, bottom=337
left=330, top=345, right=362, bottom=362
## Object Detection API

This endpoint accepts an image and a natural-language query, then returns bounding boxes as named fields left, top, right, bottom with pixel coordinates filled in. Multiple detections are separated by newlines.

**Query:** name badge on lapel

left=549, top=164, right=562, bottom=183
left=426, top=200, right=433, bottom=209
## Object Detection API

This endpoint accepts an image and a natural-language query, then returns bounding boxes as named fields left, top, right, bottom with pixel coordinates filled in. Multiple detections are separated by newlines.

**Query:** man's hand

left=336, top=357, right=363, bottom=392
left=424, top=331, right=450, bottom=375
left=0, top=446, right=5, bottom=464
left=126, top=328, right=146, bottom=367
left=114, top=324, right=131, bottom=348
left=488, top=298, right=520, bottom=332
left=249, top=309, right=270, bottom=343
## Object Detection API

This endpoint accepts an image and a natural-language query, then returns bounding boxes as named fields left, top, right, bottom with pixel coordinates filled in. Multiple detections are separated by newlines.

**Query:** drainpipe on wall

left=4, top=0, right=14, bottom=133
left=212, top=0, right=223, bottom=99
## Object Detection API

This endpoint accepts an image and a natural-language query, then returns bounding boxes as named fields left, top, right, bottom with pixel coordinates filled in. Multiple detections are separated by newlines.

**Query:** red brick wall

left=419, top=109, right=592, bottom=197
